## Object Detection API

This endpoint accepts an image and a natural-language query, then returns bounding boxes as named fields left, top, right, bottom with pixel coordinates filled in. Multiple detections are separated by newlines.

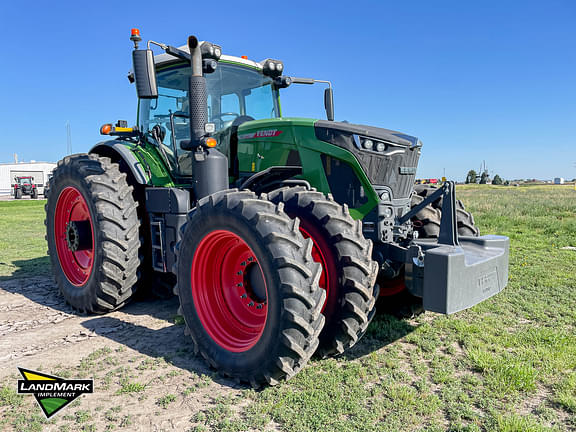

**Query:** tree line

left=465, top=170, right=505, bottom=185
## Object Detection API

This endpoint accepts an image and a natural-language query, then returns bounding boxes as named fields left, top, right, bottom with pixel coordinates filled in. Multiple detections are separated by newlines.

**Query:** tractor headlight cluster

left=201, top=42, right=222, bottom=60
left=261, top=59, right=284, bottom=77
left=356, top=135, right=388, bottom=154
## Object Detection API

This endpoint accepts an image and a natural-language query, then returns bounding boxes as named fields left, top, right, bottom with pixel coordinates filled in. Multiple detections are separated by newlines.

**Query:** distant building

left=554, top=177, right=565, bottom=185
left=0, top=162, right=56, bottom=195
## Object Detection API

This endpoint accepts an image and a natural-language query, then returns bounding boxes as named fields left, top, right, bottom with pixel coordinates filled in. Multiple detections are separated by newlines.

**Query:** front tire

left=175, top=190, right=325, bottom=387
left=268, top=187, right=379, bottom=358
left=45, top=154, right=141, bottom=313
left=15, top=188, right=21, bottom=199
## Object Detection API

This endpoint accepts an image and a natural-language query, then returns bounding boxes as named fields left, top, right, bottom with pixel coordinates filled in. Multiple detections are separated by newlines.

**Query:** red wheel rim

left=299, top=222, right=332, bottom=312
left=378, top=275, right=406, bottom=297
left=191, top=230, right=268, bottom=352
left=54, top=187, right=94, bottom=286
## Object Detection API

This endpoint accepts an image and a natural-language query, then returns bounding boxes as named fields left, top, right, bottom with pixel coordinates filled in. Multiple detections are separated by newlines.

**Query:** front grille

left=315, top=121, right=421, bottom=200
left=353, top=145, right=420, bottom=199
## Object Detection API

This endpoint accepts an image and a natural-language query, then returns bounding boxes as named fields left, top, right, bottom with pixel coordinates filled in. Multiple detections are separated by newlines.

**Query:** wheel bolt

left=256, top=304, right=263, bottom=309
left=248, top=302, right=254, bottom=307
left=241, top=261, right=246, bottom=266
left=237, top=271, right=242, bottom=275
left=240, top=293, right=247, bottom=299
left=248, top=257, right=254, bottom=262
left=237, top=282, right=243, bottom=287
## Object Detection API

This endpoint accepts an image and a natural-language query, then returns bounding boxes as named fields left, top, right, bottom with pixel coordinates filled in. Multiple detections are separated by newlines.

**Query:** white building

left=0, top=162, right=56, bottom=195
left=554, top=177, right=565, bottom=185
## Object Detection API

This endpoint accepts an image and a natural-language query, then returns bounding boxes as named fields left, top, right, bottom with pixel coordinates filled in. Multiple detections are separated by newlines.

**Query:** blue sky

left=1, top=1, right=574, bottom=181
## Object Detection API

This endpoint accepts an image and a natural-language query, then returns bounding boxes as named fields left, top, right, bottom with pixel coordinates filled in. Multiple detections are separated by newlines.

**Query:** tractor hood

left=315, top=120, right=422, bottom=149
left=314, top=120, right=423, bottom=201
left=234, top=117, right=422, bottom=202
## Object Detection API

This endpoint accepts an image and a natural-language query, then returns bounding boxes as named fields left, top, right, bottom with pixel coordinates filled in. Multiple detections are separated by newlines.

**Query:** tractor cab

left=138, top=57, right=280, bottom=179
left=17, top=177, right=32, bottom=185
left=131, top=38, right=333, bottom=188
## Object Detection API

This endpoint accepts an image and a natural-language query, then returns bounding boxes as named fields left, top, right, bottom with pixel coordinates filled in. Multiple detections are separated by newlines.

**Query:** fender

left=239, top=166, right=308, bottom=194
left=90, top=141, right=148, bottom=185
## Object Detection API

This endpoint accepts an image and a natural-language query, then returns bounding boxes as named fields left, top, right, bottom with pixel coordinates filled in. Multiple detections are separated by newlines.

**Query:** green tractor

left=45, top=29, right=509, bottom=386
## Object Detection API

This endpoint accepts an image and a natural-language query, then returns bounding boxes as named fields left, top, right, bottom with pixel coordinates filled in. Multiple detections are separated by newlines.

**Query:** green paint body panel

left=121, top=140, right=175, bottom=187
left=118, top=117, right=378, bottom=219
left=236, top=117, right=378, bottom=219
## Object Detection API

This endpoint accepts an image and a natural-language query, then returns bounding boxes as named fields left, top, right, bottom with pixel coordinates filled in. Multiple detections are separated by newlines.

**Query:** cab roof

left=154, top=43, right=262, bottom=70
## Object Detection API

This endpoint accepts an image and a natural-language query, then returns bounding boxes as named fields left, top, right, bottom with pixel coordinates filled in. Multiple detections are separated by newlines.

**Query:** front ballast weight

left=402, top=182, right=510, bottom=314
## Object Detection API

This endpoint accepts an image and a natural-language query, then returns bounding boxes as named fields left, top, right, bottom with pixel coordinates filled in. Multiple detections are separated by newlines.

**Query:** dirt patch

left=0, top=276, right=250, bottom=431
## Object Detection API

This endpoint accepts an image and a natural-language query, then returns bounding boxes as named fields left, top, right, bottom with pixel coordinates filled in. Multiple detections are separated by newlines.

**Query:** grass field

left=0, top=185, right=575, bottom=431
left=0, top=200, right=50, bottom=278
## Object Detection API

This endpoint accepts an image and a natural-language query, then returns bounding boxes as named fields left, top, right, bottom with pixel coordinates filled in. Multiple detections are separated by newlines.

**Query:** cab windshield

left=139, top=62, right=280, bottom=176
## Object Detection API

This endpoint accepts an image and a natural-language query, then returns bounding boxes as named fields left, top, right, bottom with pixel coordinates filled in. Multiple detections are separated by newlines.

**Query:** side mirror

left=132, top=49, right=158, bottom=99
left=324, top=87, right=334, bottom=121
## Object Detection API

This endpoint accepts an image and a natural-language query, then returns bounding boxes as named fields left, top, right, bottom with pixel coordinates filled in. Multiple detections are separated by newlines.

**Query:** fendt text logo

left=17, top=368, right=94, bottom=418
left=238, top=129, right=283, bottom=140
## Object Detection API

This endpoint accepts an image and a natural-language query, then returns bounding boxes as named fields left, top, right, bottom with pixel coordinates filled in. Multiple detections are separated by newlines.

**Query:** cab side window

left=140, top=88, right=192, bottom=176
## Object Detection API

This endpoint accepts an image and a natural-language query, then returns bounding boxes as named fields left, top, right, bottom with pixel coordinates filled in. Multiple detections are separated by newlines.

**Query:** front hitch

left=403, top=182, right=510, bottom=314
left=399, top=181, right=459, bottom=246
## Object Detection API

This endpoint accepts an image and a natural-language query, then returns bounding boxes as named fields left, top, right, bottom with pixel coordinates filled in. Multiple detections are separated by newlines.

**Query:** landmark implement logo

left=17, top=368, right=93, bottom=418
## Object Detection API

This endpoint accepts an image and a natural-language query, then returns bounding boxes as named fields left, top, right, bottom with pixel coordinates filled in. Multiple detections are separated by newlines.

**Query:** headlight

left=201, top=42, right=222, bottom=60
left=379, top=191, right=391, bottom=201
left=261, top=59, right=284, bottom=77
left=353, top=134, right=394, bottom=154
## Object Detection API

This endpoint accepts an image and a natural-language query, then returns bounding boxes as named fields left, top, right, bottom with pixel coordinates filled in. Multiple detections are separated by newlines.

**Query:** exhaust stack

left=186, top=35, right=228, bottom=200
left=186, top=36, right=209, bottom=149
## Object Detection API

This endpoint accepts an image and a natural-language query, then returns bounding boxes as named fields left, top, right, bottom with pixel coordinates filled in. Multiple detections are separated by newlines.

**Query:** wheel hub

left=243, top=261, right=267, bottom=304
left=65, top=220, right=92, bottom=252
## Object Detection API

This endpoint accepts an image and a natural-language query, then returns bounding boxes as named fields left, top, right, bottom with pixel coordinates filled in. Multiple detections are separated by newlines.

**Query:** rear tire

left=45, top=154, right=141, bottom=313
left=175, top=190, right=325, bottom=387
left=411, top=184, right=480, bottom=237
left=105, top=153, right=176, bottom=300
left=268, top=187, right=379, bottom=358
left=31, top=188, right=38, bottom=199
left=15, top=188, right=21, bottom=199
